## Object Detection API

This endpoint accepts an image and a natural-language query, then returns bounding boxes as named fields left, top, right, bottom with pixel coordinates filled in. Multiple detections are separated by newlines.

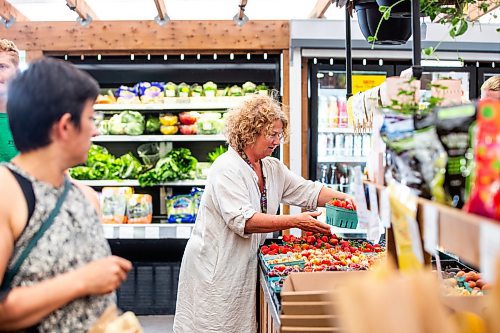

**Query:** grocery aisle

left=138, top=315, right=174, bottom=333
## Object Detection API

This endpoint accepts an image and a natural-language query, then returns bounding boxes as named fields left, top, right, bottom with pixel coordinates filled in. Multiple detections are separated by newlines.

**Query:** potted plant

left=344, top=0, right=495, bottom=53
left=354, top=0, right=412, bottom=45
left=367, top=0, right=494, bottom=52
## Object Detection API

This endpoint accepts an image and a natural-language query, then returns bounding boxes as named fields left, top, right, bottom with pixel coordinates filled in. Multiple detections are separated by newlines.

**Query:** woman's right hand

left=72, top=256, right=132, bottom=296
left=294, top=211, right=331, bottom=235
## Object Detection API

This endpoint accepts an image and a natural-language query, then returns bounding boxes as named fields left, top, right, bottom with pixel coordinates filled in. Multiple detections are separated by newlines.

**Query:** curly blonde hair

left=0, top=39, right=19, bottom=66
left=225, top=94, right=289, bottom=152
left=481, top=76, right=500, bottom=92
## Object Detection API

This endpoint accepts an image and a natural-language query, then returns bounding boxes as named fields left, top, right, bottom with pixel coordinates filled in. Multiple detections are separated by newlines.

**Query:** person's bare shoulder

left=0, top=166, right=28, bottom=238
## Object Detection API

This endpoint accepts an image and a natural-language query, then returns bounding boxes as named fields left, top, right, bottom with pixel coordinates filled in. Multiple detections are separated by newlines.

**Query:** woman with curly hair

left=174, top=94, right=356, bottom=333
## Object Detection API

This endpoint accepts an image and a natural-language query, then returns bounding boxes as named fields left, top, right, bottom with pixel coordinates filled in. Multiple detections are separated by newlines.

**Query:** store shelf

left=318, top=156, right=367, bottom=163
left=91, top=134, right=226, bottom=142
left=79, top=179, right=207, bottom=187
left=103, top=223, right=194, bottom=239
left=93, top=96, right=246, bottom=111
left=318, top=127, right=372, bottom=134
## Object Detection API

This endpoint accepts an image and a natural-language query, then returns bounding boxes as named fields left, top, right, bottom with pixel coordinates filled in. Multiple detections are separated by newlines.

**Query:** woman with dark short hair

left=0, top=57, right=132, bottom=332
left=174, top=95, right=356, bottom=332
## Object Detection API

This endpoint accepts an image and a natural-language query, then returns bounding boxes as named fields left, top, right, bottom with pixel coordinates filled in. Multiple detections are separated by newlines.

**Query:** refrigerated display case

left=309, top=62, right=394, bottom=193
left=58, top=54, right=282, bottom=315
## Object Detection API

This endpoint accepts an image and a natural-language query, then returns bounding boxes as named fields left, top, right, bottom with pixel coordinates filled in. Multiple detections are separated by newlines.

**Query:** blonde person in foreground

left=173, top=94, right=356, bottom=332
left=0, top=57, right=132, bottom=332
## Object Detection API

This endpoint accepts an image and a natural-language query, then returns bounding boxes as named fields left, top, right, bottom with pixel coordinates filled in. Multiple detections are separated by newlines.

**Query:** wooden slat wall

left=0, top=20, right=289, bottom=52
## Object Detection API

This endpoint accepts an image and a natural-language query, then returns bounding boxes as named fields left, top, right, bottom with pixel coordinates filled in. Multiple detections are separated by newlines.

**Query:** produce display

left=441, top=268, right=490, bottom=296
left=69, top=145, right=199, bottom=187
left=96, top=111, right=225, bottom=136
left=260, top=233, right=385, bottom=293
left=95, top=81, right=269, bottom=104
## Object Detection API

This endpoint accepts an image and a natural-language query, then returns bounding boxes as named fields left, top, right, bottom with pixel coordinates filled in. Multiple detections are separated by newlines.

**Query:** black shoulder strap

left=8, top=168, right=36, bottom=224
left=0, top=178, right=72, bottom=297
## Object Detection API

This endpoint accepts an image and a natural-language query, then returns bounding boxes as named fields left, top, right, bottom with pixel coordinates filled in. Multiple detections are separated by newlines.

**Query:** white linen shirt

left=173, top=147, right=323, bottom=333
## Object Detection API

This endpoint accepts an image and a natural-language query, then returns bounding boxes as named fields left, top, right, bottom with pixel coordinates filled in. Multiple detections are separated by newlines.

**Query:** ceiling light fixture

left=97, top=54, right=101, bottom=61
left=264, top=53, right=268, bottom=60
left=230, top=53, right=234, bottom=60
left=233, top=0, right=249, bottom=27
left=154, top=0, right=170, bottom=26
left=80, top=55, right=85, bottom=61
left=66, top=1, right=93, bottom=27
left=197, top=54, right=201, bottom=60
left=164, top=54, right=168, bottom=61
left=213, top=53, right=217, bottom=60
left=247, top=53, right=251, bottom=60
left=0, top=15, right=15, bottom=29
left=131, top=54, right=135, bottom=61
left=64, top=54, right=68, bottom=61
left=180, top=54, right=185, bottom=60
left=147, top=54, right=151, bottom=61
left=329, top=58, right=333, bottom=65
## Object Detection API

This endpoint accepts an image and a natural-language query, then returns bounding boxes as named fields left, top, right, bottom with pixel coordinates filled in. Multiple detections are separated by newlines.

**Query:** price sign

left=423, top=205, right=439, bottom=256
left=119, top=226, right=134, bottom=239
left=379, top=188, right=391, bottom=228
left=145, top=226, right=160, bottom=239
left=177, top=226, right=192, bottom=239
left=103, top=225, right=114, bottom=239
left=480, top=222, right=500, bottom=283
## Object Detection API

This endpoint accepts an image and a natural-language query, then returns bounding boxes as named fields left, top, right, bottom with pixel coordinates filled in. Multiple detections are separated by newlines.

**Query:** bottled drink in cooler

left=319, top=164, right=328, bottom=183
left=344, top=134, right=353, bottom=157
left=337, top=97, right=348, bottom=128
left=328, top=96, right=339, bottom=128
left=326, top=133, right=334, bottom=157
left=318, top=96, right=328, bottom=130
left=330, top=164, right=338, bottom=191
left=362, top=134, right=371, bottom=157
left=318, top=133, right=327, bottom=157
left=334, top=133, right=344, bottom=156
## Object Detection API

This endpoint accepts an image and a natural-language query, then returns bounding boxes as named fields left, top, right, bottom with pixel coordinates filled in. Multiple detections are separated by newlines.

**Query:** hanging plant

left=346, top=0, right=496, bottom=56
left=355, top=0, right=412, bottom=45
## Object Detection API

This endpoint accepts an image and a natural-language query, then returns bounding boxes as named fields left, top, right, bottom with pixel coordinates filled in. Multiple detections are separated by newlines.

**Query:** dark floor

left=138, top=315, right=174, bottom=333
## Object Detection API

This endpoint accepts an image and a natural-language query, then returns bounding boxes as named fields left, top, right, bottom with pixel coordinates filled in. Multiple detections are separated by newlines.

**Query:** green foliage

left=364, top=0, right=497, bottom=54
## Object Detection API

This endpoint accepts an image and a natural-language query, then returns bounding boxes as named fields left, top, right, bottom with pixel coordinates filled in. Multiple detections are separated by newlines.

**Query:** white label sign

left=145, top=226, right=160, bottom=239
left=408, top=214, right=425, bottom=265
left=480, top=222, right=500, bottom=283
left=379, top=188, right=391, bottom=228
left=353, top=166, right=370, bottom=229
left=367, top=184, right=381, bottom=243
left=423, top=205, right=439, bottom=256
left=103, top=225, right=114, bottom=239
left=119, top=226, right=134, bottom=239
left=177, top=225, right=192, bottom=239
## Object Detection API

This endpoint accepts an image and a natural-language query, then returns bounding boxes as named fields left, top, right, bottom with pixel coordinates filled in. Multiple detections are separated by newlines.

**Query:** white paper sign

left=103, top=225, right=114, bottom=239
left=480, top=222, right=500, bottom=283
left=423, top=205, right=439, bottom=256
left=177, top=225, right=192, bottom=239
left=379, top=188, right=391, bottom=228
left=353, top=166, right=370, bottom=229
left=367, top=184, right=382, bottom=243
left=145, top=226, right=160, bottom=239
left=408, top=214, right=425, bottom=265
left=119, top=226, right=135, bottom=239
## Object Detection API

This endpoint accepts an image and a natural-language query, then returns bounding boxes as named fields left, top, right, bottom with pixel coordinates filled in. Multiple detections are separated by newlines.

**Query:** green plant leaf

left=422, top=47, right=434, bottom=56
left=378, top=5, right=388, bottom=13
left=455, top=19, right=468, bottom=37
left=383, top=10, right=391, bottom=20
left=367, top=36, right=376, bottom=42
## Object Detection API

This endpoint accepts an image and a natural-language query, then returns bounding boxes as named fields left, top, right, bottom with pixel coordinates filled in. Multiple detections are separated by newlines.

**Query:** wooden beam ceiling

left=153, top=0, right=168, bottom=21
left=309, top=0, right=332, bottom=19
left=0, top=0, right=28, bottom=23
left=467, top=0, right=500, bottom=21
left=66, top=0, right=98, bottom=21
left=0, top=20, right=289, bottom=52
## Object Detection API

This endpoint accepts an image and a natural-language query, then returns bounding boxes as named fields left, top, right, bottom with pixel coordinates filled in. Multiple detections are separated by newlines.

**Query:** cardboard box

left=279, top=271, right=366, bottom=332
left=280, top=315, right=340, bottom=327
left=441, top=295, right=487, bottom=316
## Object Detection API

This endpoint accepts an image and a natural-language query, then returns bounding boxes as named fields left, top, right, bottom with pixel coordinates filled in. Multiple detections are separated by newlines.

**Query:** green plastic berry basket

left=325, top=203, right=358, bottom=229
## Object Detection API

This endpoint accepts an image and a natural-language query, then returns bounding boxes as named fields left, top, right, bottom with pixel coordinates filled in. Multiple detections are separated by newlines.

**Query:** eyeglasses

left=266, top=132, right=284, bottom=142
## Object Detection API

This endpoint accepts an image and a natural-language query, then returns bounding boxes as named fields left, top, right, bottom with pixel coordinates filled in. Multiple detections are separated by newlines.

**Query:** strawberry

left=321, top=235, right=328, bottom=242
left=282, top=234, right=290, bottom=242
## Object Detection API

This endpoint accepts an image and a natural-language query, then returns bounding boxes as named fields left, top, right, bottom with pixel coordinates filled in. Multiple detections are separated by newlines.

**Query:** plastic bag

left=101, top=187, right=134, bottom=224
left=166, top=194, right=195, bottom=223
left=126, top=194, right=153, bottom=224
